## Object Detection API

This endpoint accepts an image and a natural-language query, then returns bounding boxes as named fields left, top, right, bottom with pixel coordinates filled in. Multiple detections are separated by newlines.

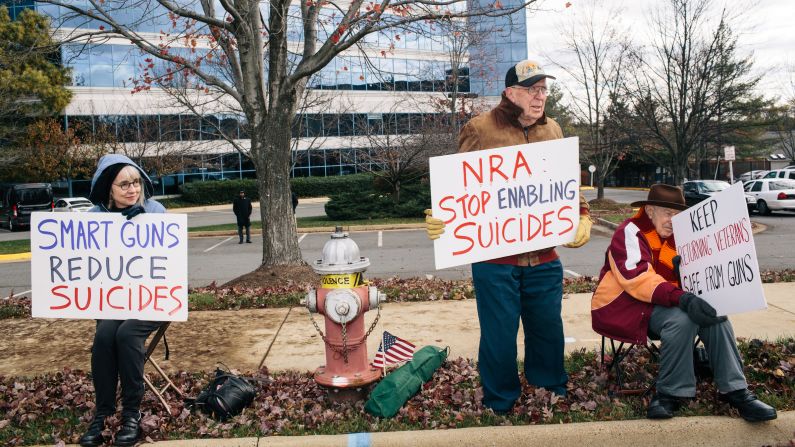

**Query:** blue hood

left=89, top=154, right=155, bottom=205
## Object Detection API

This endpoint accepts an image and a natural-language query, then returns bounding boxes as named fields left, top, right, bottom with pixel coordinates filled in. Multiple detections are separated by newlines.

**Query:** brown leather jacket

left=457, top=94, right=590, bottom=267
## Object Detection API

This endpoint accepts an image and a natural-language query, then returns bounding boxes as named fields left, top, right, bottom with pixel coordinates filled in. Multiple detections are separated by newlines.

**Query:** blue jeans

left=472, top=259, right=567, bottom=412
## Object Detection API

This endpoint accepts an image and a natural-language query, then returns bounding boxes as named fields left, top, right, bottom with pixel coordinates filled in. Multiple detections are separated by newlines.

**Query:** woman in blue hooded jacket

left=79, top=154, right=165, bottom=447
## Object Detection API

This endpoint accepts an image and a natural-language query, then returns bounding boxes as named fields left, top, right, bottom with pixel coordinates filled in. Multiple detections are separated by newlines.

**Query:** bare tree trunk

left=253, top=106, right=304, bottom=265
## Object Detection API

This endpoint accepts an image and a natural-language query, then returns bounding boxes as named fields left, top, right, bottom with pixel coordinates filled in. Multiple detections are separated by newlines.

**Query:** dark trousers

left=649, top=306, right=747, bottom=397
left=92, top=320, right=163, bottom=417
left=237, top=224, right=250, bottom=242
left=472, top=259, right=567, bottom=412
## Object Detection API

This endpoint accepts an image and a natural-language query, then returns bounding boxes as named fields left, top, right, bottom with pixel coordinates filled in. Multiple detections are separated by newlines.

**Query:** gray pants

left=649, top=305, right=747, bottom=397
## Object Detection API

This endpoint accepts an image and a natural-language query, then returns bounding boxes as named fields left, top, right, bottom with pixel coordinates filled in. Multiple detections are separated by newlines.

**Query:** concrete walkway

left=118, top=412, right=794, bottom=447
left=264, top=282, right=795, bottom=372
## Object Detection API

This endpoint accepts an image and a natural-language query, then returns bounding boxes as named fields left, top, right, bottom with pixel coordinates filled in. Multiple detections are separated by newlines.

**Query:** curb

left=81, top=411, right=794, bottom=447
left=595, top=217, right=619, bottom=230
left=0, top=252, right=31, bottom=263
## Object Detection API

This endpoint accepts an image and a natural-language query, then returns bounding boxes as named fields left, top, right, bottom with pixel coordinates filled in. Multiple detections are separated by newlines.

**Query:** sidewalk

left=107, top=412, right=794, bottom=446
left=253, top=282, right=795, bottom=372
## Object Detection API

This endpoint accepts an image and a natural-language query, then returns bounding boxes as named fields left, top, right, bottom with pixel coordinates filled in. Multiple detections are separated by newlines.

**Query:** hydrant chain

left=365, top=303, right=381, bottom=339
left=341, top=320, right=348, bottom=364
left=307, top=308, right=360, bottom=362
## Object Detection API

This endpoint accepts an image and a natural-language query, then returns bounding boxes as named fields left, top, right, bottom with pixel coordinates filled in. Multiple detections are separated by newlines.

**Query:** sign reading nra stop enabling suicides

left=30, top=212, right=189, bottom=321
left=671, top=182, right=766, bottom=316
left=429, top=137, right=580, bottom=269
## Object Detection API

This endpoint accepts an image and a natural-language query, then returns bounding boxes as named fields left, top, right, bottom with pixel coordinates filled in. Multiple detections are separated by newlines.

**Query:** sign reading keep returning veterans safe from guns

left=671, top=182, right=766, bottom=316
left=30, top=212, right=189, bottom=321
left=429, top=137, right=581, bottom=270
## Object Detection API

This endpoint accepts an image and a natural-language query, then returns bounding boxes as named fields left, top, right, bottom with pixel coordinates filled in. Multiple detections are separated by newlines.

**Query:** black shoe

left=721, top=388, right=777, bottom=422
left=647, top=393, right=682, bottom=419
left=246, top=240, right=251, bottom=243
left=238, top=240, right=243, bottom=244
left=113, top=414, right=141, bottom=446
left=78, top=415, right=106, bottom=447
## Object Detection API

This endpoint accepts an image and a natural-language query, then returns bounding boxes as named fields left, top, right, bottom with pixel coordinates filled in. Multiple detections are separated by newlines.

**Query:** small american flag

left=372, top=331, right=416, bottom=368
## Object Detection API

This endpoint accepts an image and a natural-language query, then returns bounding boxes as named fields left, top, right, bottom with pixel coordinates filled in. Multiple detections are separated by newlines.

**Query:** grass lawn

left=0, top=239, right=30, bottom=255
left=599, top=212, right=635, bottom=224
left=1, top=338, right=792, bottom=446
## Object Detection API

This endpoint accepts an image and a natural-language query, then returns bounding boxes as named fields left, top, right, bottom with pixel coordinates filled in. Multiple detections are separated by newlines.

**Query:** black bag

left=193, top=368, right=257, bottom=421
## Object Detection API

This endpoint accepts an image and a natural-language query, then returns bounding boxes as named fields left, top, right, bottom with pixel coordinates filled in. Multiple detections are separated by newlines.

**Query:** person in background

left=233, top=189, right=253, bottom=244
left=79, top=154, right=166, bottom=447
left=425, top=60, right=592, bottom=414
left=591, top=184, right=776, bottom=422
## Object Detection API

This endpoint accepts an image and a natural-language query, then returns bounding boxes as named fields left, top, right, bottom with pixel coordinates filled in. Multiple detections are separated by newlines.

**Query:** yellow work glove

left=564, top=215, right=592, bottom=248
left=424, top=209, right=446, bottom=240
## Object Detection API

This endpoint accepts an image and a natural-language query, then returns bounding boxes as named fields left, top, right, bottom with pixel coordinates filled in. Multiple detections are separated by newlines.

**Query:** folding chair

left=143, top=322, right=186, bottom=413
left=600, top=334, right=703, bottom=397
left=600, top=335, right=660, bottom=396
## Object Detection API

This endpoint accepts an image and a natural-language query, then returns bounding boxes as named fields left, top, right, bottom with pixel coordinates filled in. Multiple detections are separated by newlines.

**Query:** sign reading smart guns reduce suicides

left=670, top=182, right=766, bottom=316
left=30, top=212, right=189, bottom=321
left=429, top=137, right=580, bottom=270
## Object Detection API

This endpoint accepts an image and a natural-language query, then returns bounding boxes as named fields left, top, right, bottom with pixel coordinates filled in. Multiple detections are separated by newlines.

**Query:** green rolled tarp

left=364, top=345, right=449, bottom=418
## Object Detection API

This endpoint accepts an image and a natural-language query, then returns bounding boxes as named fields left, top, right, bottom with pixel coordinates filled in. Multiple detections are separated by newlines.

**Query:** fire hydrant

left=305, top=227, right=385, bottom=400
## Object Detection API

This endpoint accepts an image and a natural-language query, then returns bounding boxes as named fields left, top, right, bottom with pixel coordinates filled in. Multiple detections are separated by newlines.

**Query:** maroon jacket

left=591, top=209, right=685, bottom=344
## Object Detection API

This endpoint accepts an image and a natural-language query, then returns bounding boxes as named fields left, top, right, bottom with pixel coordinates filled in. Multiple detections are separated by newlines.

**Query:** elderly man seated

left=590, top=184, right=776, bottom=422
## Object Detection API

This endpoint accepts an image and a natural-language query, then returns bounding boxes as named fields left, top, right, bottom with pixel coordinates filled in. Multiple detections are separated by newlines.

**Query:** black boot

left=647, top=392, right=683, bottom=419
left=78, top=415, right=106, bottom=447
left=721, top=388, right=777, bottom=422
left=113, top=413, right=141, bottom=446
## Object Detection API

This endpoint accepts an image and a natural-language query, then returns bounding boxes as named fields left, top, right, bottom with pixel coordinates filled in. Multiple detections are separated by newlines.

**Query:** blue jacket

left=88, top=154, right=165, bottom=213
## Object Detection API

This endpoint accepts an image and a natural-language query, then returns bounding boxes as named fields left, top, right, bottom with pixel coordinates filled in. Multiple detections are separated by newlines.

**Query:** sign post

left=724, top=146, right=736, bottom=183
left=30, top=212, right=189, bottom=321
left=588, top=164, right=596, bottom=187
left=428, top=137, right=580, bottom=270
left=670, top=182, right=766, bottom=315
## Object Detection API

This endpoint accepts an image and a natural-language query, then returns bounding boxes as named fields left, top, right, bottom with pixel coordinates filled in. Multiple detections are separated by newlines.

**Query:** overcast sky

left=524, top=0, right=795, bottom=102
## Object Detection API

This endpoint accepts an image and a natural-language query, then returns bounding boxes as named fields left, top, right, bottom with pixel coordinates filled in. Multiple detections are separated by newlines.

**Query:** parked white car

left=743, top=179, right=795, bottom=215
left=761, top=168, right=795, bottom=181
left=53, top=197, right=94, bottom=213
left=737, top=170, right=768, bottom=182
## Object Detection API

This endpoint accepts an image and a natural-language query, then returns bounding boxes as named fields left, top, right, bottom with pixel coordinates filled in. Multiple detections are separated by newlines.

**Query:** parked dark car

left=0, top=183, right=54, bottom=231
left=682, top=180, right=731, bottom=206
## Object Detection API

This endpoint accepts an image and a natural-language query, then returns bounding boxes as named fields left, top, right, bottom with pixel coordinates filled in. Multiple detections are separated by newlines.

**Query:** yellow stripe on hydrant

left=320, top=273, right=360, bottom=288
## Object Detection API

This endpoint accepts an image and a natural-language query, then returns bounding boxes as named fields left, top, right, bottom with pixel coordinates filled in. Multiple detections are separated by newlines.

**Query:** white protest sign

left=30, top=212, right=189, bottom=321
left=429, top=137, right=580, bottom=270
left=671, top=182, right=766, bottom=315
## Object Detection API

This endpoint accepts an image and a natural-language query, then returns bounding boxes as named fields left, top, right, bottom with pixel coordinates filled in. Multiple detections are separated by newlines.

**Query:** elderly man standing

left=426, top=60, right=592, bottom=413
left=591, top=184, right=776, bottom=422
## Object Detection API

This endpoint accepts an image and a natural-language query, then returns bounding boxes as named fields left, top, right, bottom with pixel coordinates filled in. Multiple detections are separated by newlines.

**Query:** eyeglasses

left=512, top=86, right=549, bottom=97
left=113, top=179, right=142, bottom=191
left=649, top=206, right=680, bottom=218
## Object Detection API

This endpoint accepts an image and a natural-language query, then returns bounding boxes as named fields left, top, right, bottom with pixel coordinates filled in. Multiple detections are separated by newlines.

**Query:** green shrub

left=290, top=173, right=374, bottom=197
left=325, top=182, right=430, bottom=219
left=179, top=174, right=375, bottom=204
left=180, top=179, right=259, bottom=204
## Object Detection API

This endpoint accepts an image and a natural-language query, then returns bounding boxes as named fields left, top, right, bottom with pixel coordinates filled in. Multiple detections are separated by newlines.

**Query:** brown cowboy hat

left=630, top=184, right=688, bottom=211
